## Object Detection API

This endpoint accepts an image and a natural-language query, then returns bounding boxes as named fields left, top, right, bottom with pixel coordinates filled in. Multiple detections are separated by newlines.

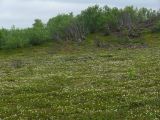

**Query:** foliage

left=0, top=29, right=4, bottom=49
left=152, top=20, right=160, bottom=32
left=1, top=28, right=30, bottom=49
left=28, top=19, right=49, bottom=45
left=0, top=19, right=49, bottom=49
left=0, top=5, right=159, bottom=49
left=47, top=13, right=87, bottom=42
left=78, top=5, right=105, bottom=33
left=47, top=13, right=74, bottom=41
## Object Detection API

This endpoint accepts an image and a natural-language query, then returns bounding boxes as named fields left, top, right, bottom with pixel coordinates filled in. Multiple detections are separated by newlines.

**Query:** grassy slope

left=0, top=33, right=160, bottom=120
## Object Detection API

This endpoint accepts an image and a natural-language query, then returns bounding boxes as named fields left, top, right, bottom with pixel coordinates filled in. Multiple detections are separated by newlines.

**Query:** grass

left=0, top=33, right=160, bottom=120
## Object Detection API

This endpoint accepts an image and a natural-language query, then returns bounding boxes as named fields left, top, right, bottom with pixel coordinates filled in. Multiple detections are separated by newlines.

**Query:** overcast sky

left=0, top=0, right=159, bottom=28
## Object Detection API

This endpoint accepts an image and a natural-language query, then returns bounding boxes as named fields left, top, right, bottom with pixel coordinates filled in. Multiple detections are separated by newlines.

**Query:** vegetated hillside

left=0, top=5, right=160, bottom=119
left=0, top=5, right=160, bottom=49
left=0, top=32, right=160, bottom=119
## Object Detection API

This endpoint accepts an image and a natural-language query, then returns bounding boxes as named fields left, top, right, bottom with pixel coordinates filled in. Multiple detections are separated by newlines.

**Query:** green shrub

left=0, top=20, right=49, bottom=49
left=47, top=13, right=74, bottom=41
left=0, top=30, right=4, bottom=49
left=152, top=21, right=160, bottom=33
left=2, top=29, right=30, bottom=49
left=28, top=19, right=49, bottom=45
left=78, top=5, right=104, bottom=33
left=27, top=28, right=49, bottom=46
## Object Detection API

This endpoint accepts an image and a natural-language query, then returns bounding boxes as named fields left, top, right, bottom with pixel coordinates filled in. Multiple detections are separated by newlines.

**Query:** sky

left=0, top=0, right=159, bottom=28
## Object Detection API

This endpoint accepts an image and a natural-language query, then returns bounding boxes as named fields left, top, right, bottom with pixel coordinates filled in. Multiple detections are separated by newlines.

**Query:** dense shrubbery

left=47, top=13, right=74, bottom=41
left=47, top=13, right=87, bottom=42
left=152, top=21, right=160, bottom=32
left=1, top=27, right=30, bottom=49
left=0, top=19, right=49, bottom=49
left=0, top=5, right=159, bottom=49
left=28, top=19, right=49, bottom=45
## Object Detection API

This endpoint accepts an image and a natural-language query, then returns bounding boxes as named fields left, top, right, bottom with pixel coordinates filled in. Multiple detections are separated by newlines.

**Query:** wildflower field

left=0, top=38, right=160, bottom=119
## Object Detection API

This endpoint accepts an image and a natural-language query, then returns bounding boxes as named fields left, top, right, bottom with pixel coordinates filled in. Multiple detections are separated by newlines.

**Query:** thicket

left=152, top=20, right=160, bottom=32
left=0, top=5, right=159, bottom=49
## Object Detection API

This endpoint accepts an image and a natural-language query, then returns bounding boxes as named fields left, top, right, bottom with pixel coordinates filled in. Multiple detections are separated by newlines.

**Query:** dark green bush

left=47, top=13, right=74, bottom=41
left=152, top=21, right=160, bottom=33
left=78, top=5, right=105, bottom=33
left=0, top=30, right=4, bottom=49
left=28, top=19, right=49, bottom=45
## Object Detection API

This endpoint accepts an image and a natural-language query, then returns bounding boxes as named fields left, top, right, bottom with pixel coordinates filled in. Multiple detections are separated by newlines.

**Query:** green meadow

left=0, top=33, right=159, bottom=120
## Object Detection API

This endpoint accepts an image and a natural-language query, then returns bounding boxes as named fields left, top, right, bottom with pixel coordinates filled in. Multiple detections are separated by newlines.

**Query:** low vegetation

left=0, top=5, right=160, bottom=119
left=0, top=32, right=160, bottom=119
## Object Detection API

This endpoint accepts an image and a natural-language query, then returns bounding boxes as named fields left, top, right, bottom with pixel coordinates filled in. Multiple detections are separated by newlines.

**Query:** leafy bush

left=152, top=21, right=160, bottom=33
left=0, top=19, right=50, bottom=49
left=28, top=19, right=49, bottom=45
left=47, top=13, right=74, bottom=41
left=2, top=28, right=30, bottom=49
left=0, top=29, right=4, bottom=49
left=78, top=5, right=104, bottom=33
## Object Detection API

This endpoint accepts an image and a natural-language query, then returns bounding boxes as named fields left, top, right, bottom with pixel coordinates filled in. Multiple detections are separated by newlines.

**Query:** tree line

left=0, top=5, right=160, bottom=49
